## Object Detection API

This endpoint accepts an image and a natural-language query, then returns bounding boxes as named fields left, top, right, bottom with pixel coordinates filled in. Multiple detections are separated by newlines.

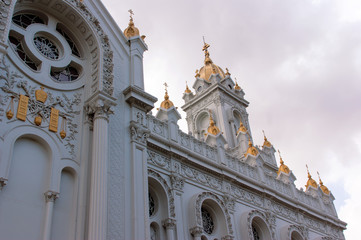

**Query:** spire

left=160, top=82, right=174, bottom=109
left=234, top=78, right=241, bottom=91
left=124, top=9, right=140, bottom=38
left=237, top=119, right=247, bottom=134
left=317, top=171, right=330, bottom=195
left=207, top=110, right=221, bottom=135
left=262, top=130, right=272, bottom=148
left=198, top=39, right=225, bottom=81
left=244, top=133, right=259, bottom=157
left=305, top=165, right=318, bottom=189
left=185, top=81, right=192, bottom=94
left=277, top=150, right=290, bottom=175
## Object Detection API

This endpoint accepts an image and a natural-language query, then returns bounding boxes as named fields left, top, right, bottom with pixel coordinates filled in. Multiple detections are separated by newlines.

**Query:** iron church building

left=0, top=0, right=346, bottom=239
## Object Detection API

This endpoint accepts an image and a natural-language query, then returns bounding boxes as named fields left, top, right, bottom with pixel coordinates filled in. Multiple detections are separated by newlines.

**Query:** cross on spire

left=128, top=9, right=134, bottom=20
left=163, top=82, right=168, bottom=93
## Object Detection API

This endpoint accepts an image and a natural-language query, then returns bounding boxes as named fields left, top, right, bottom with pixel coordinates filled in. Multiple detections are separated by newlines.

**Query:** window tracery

left=12, top=13, right=45, bottom=28
left=9, top=11, right=82, bottom=83
left=201, top=207, right=214, bottom=235
left=252, top=224, right=260, bottom=240
left=149, top=192, right=156, bottom=217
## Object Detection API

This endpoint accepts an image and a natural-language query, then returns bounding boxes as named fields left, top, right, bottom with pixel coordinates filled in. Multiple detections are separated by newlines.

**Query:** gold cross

left=164, top=82, right=168, bottom=93
left=128, top=9, right=134, bottom=20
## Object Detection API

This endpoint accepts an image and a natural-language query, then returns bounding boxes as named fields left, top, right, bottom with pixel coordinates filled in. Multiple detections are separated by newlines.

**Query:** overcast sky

left=101, top=0, right=361, bottom=238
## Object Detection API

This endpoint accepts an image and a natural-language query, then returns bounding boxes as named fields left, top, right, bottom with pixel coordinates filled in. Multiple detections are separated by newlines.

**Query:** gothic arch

left=189, top=192, right=233, bottom=237
left=242, top=210, right=275, bottom=240
left=147, top=169, right=175, bottom=218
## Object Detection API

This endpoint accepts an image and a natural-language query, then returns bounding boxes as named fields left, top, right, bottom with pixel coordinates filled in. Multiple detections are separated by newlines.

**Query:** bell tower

left=182, top=42, right=252, bottom=148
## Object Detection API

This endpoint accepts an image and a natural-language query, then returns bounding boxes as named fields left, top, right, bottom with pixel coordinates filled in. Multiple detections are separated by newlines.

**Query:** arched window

left=291, top=231, right=304, bottom=240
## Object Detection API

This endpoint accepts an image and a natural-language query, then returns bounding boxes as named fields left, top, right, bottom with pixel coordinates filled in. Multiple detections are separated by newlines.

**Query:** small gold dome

left=199, top=42, right=225, bottom=81
left=277, top=151, right=290, bottom=175
left=160, top=91, right=174, bottom=109
left=207, top=113, right=221, bottom=135
left=234, top=82, right=241, bottom=91
left=262, top=131, right=272, bottom=148
left=305, top=167, right=318, bottom=189
left=318, top=172, right=330, bottom=195
left=185, top=84, right=192, bottom=94
left=244, top=139, right=259, bottom=157
left=237, top=119, right=247, bottom=134
left=124, top=12, right=140, bottom=39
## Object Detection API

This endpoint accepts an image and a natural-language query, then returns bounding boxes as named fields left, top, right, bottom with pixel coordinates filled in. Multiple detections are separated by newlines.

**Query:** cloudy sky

left=101, top=0, right=361, bottom=238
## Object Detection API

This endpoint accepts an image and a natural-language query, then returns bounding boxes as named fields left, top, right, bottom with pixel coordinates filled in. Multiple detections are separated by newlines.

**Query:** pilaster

left=163, top=218, right=176, bottom=240
left=129, top=36, right=148, bottom=89
left=0, top=177, right=7, bottom=191
left=43, top=191, right=59, bottom=240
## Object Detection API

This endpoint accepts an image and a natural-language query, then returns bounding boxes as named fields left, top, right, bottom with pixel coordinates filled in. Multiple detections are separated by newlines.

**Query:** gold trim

left=16, top=95, right=29, bottom=121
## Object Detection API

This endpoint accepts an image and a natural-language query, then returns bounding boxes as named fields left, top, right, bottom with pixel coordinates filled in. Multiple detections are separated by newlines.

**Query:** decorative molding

left=0, top=177, right=7, bottom=191
left=147, top=150, right=171, bottom=170
left=0, top=57, right=82, bottom=158
left=194, top=192, right=233, bottom=236
left=170, top=173, right=184, bottom=192
left=44, top=191, right=59, bottom=202
left=189, top=226, right=203, bottom=237
left=162, top=218, right=176, bottom=229
left=247, top=210, right=276, bottom=240
left=130, top=123, right=150, bottom=145
left=85, top=96, right=114, bottom=122
left=148, top=169, right=175, bottom=218
left=0, top=0, right=11, bottom=42
left=288, top=224, right=309, bottom=240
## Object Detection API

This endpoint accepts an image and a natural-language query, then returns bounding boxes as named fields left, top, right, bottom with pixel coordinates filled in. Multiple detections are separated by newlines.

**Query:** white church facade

left=0, top=0, right=346, bottom=239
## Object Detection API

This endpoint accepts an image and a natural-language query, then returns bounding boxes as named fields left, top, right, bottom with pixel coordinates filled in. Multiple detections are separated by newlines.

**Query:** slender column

left=163, top=218, right=176, bottom=240
left=87, top=101, right=112, bottom=240
left=43, top=191, right=59, bottom=240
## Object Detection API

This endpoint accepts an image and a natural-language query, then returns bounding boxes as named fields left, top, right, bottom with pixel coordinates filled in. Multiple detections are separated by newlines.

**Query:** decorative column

left=43, top=191, right=59, bottom=240
left=86, top=97, right=114, bottom=240
left=190, top=226, right=203, bottom=240
left=170, top=172, right=186, bottom=240
left=163, top=218, right=176, bottom=240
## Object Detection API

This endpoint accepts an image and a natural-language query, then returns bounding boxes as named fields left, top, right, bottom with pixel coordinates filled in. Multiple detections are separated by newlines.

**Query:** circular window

left=201, top=207, right=214, bottom=235
left=149, top=192, right=156, bottom=217
left=33, top=36, right=59, bottom=60
left=8, top=11, right=83, bottom=86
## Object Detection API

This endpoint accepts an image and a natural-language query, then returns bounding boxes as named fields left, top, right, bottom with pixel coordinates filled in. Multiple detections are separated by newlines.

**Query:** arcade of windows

left=8, top=13, right=81, bottom=82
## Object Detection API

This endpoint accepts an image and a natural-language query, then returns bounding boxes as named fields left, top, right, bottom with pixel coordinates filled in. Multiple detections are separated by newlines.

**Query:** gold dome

left=318, top=172, right=330, bottom=195
left=262, top=131, right=272, bottom=148
left=207, top=113, right=221, bottom=135
left=124, top=10, right=140, bottom=38
left=199, top=42, right=225, bottom=81
left=305, top=166, right=318, bottom=189
left=160, top=91, right=174, bottom=109
left=234, top=82, right=241, bottom=91
left=244, top=139, right=259, bottom=157
left=237, top=119, right=247, bottom=134
left=277, top=150, right=290, bottom=175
